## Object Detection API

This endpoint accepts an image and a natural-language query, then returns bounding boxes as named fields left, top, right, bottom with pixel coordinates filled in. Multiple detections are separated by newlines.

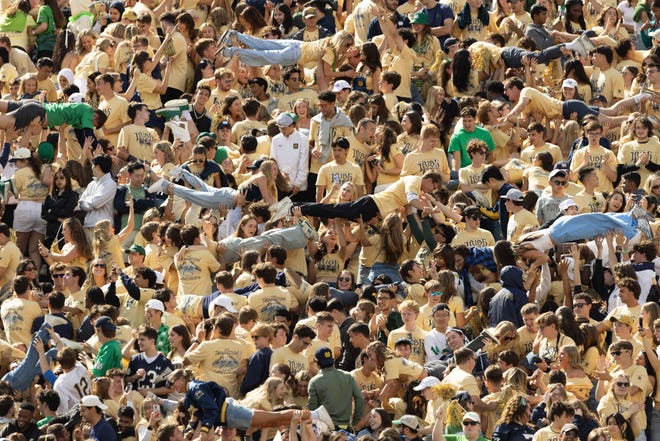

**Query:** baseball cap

left=196, top=132, right=217, bottom=143
left=650, top=29, right=660, bottom=40
left=554, top=161, right=570, bottom=171
left=501, top=188, right=524, bottom=202
left=81, top=395, right=108, bottom=410
left=413, top=376, right=440, bottom=391
left=247, top=158, right=265, bottom=170
left=303, top=6, right=317, bottom=18
left=217, top=120, right=231, bottom=130
left=562, top=78, right=578, bottom=89
left=68, top=92, right=85, bottom=103
left=276, top=112, right=295, bottom=127
left=210, top=295, right=237, bottom=313
left=394, top=337, right=411, bottom=346
left=10, top=147, right=31, bottom=162
left=558, top=199, right=578, bottom=211
left=610, top=313, right=635, bottom=328
left=392, top=415, right=419, bottom=431
left=549, top=169, right=568, bottom=179
left=315, top=347, right=334, bottom=368
left=125, top=244, right=146, bottom=255
left=412, top=10, right=429, bottom=25
left=37, top=142, right=54, bottom=162
left=145, top=299, right=165, bottom=313
left=462, top=412, right=481, bottom=423
left=561, top=423, right=579, bottom=434
left=94, top=316, right=116, bottom=331
left=331, top=80, right=351, bottom=93
left=122, top=8, right=138, bottom=20
left=248, top=77, right=268, bottom=89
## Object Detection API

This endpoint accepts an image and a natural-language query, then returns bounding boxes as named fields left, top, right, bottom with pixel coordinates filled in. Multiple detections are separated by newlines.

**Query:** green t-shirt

left=44, top=103, right=94, bottom=129
left=444, top=435, right=490, bottom=441
left=92, top=339, right=122, bottom=377
left=37, top=416, right=54, bottom=428
left=36, top=6, right=55, bottom=52
left=448, top=126, right=496, bottom=168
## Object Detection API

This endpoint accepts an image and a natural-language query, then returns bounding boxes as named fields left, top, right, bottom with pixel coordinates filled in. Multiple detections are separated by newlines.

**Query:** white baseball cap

left=81, top=395, right=108, bottom=410
left=210, top=295, right=237, bottom=313
left=413, top=376, right=441, bottom=391
left=559, top=199, right=578, bottom=211
left=145, top=299, right=165, bottom=313
left=562, top=78, right=578, bottom=89
left=331, top=80, right=351, bottom=93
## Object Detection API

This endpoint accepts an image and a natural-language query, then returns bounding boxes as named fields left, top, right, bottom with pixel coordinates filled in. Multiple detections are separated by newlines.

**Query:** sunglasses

left=610, top=351, right=625, bottom=356
left=551, top=180, right=568, bottom=186
left=193, top=159, right=206, bottom=163
left=431, top=291, right=443, bottom=297
left=93, top=263, right=106, bottom=268
left=52, top=273, right=66, bottom=279
left=615, top=382, right=630, bottom=387
left=338, top=277, right=351, bottom=282
left=573, top=303, right=587, bottom=309
left=463, top=421, right=479, bottom=426
left=501, top=335, right=515, bottom=343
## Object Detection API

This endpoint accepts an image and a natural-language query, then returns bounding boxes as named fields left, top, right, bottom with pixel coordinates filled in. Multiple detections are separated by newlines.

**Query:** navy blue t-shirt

left=89, top=417, right=117, bottom=441
left=126, top=353, right=174, bottom=392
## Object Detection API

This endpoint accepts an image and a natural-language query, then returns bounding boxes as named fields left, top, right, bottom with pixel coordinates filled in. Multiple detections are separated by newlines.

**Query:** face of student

left=369, top=410, right=383, bottom=430
left=446, top=330, right=464, bottom=350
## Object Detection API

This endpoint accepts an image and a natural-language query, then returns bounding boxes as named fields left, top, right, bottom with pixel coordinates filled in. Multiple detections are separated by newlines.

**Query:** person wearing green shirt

left=448, top=107, right=496, bottom=172
left=36, top=389, right=59, bottom=428
left=434, top=412, right=490, bottom=441
left=90, top=316, right=123, bottom=377
left=144, top=299, right=172, bottom=355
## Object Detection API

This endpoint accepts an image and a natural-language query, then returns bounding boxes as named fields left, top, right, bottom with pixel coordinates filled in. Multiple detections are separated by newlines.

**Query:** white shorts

left=14, top=201, right=46, bottom=234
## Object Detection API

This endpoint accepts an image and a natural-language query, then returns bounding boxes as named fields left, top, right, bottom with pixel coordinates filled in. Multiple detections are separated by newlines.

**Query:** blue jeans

left=219, top=225, right=308, bottom=265
left=549, top=212, right=639, bottom=243
left=164, top=170, right=236, bottom=208
left=2, top=323, right=58, bottom=392
left=501, top=45, right=564, bottom=68
left=367, top=262, right=403, bottom=285
left=225, top=31, right=303, bottom=66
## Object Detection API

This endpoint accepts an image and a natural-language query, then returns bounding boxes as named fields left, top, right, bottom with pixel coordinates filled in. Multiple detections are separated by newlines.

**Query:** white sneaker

left=168, top=165, right=183, bottom=179
left=44, top=314, right=68, bottom=327
left=298, top=218, right=319, bottom=242
left=313, top=405, right=334, bottom=431
left=165, top=120, right=191, bottom=143
left=578, top=33, right=595, bottom=52
left=566, top=38, right=586, bottom=59
left=270, top=197, right=293, bottom=222
left=148, top=178, right=167, bottom=194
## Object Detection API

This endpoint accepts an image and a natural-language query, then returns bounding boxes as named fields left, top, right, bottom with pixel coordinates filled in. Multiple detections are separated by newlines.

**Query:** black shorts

left=7, top=101, right=46, bottom=130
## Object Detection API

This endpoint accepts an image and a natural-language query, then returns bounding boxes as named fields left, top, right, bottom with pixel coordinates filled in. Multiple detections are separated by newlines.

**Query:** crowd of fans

left=0, top=0, right=659, bottom=441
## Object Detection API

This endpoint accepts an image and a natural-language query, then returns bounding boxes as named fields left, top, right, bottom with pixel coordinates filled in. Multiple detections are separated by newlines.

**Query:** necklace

left=192, top=106, right=205, bottom=120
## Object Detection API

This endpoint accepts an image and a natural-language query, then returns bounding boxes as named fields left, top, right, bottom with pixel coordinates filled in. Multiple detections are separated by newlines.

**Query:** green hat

left=124, top=244, right=146, bottom=256
left=412, top=10, right=429, bottom=25
left=214, top=146, right=229, bottom=164
left=37, top=142, right=54, bottom=162
left=196, top=132, right=217, bottom=143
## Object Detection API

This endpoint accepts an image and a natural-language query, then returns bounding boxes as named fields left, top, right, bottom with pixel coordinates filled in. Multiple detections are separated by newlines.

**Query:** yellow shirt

left=573, top=190, right=606, bottom=213
left=387, top=326, right=428, bottom=365
left=0, top=241, right=23, bottom=288
left=176, top=294, right=204, bottom=319
left=451, top=228, right=495, bottom=247
left=117, top=288, right=155, bottom=327
left=136, top=73, right=162, bottom=110
left=175, top=249, right=221, bottom=296
left=351, top=368, right=384, bottom=393
left=13, top=167, right=48, bottom=201
left=570, top=145, right=618, bottom=194
left=520, top=143, right=563, bottom=164
left=308, top=120, right=353, bottom=174
left=516, top=326, right=536, bottom=357
left=166, top=32, right=189, bottom=92
left=277, top=88, right=319, bottom=113
left=186, top=338, right=247, bottom=397
left=401, top=148, right=451, bottom=177
left=507, top=209, right=538, bottom=242
left=99, top=95, right=130, bottom=147
left=117, top=124, right=159, bottom=163
left=376, top=143, right=404, bottom=186
left=397, top=133, right=420, bottom=156
left=383, top=357, right=424, bottom=382
left=247, top=286, right=298, bottom=322
left=588, top=66, right=625, bottom=103
left=617, top=137, right=660, bottom=187
left=387, top=45, right=415, bottom=99
left=65, top=289, right=87, bottom=331
left=523, top=166, right=551, bottom=192
left=37, top=78, right=58, bottom=103
left=441, top=365, right=480, bottom=395
left=230, top=120, right=267, bottom=145
left=269, top=345, right=309, bottom=376
left=371, top=175, right=422, bottom=216
left=532, top=426, right=562, bottom=441
left=316, top=161, right=365, bottom=195
left=345, top=134, right=373, bottom=167
left=519, top=87, right=562, bottom=120
left=1, top=297, right=43, bottom=346
left=299, top=38, right=329, bottom=65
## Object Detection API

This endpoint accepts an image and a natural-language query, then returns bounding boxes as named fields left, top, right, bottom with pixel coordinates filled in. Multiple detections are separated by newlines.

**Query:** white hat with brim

left=81, top=395, right=108, bottom=410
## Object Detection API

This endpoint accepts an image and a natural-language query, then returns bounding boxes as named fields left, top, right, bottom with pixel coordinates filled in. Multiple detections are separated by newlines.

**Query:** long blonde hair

left=241, top=377, right=285, bottom=409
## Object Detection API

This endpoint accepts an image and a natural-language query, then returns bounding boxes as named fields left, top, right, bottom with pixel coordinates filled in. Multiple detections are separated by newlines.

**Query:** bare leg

left=27, top=232, right=44, bottom=272
left=251, top=409, right=310, bottom=428
left=602, top=96, right=640, bottom=115
left=597, top=114, right=629, bottom=125
left=0, top=100, right=11, bottom=113
left=15, top=231, right=29, bottom=260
